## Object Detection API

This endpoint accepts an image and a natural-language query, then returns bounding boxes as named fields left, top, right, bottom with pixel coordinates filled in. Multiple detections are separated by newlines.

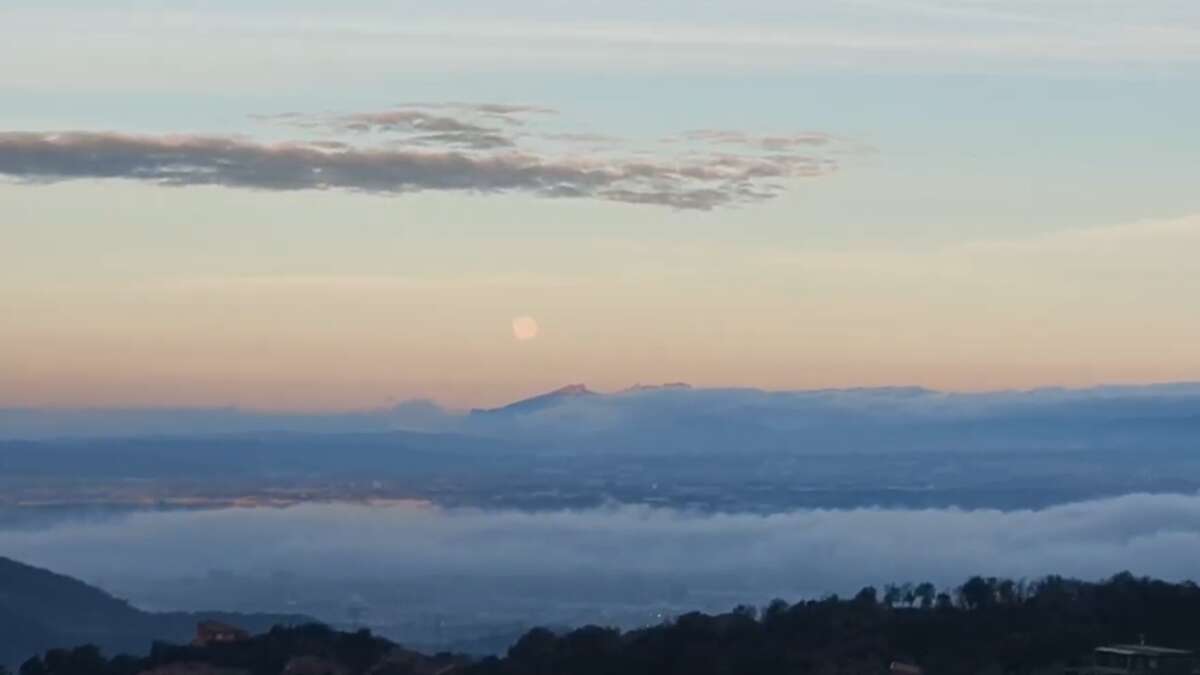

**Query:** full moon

left=512, top=316, right=540, bottom=341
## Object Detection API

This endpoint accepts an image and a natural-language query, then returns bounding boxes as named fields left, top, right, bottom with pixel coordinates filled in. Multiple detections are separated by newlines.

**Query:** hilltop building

left=1067, top=644, right=1196, bottom=675
left=192, top=620, right=250, bottom=647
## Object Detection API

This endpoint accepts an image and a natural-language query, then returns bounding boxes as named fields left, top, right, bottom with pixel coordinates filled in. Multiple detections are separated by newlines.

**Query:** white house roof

left=1096, top=645, right=1193, bottom=657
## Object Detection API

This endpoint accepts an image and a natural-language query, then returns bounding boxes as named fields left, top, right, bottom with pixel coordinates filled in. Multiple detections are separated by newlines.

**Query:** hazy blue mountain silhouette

left=0, top=556, right=308, bottom=667
left=470, top=383, right=598, bottom=416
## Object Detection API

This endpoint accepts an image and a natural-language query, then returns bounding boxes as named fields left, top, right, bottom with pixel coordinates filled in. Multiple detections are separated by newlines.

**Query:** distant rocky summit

left=469, top=383, right=598, bottom=416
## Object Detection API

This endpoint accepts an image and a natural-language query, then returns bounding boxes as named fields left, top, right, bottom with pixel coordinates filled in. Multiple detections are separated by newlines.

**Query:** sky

left=2, top=1, right=1199, bottom=409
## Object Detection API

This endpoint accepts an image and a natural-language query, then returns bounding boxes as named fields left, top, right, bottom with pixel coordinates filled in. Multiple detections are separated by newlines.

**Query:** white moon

left=512, top=316, right=540, bottom=341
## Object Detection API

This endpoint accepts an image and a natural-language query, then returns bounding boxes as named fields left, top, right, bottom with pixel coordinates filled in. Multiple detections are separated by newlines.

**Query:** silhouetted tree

left=17, top=657, right=46, bottom=675
left=508, top=626, right=557, bottom=674
left=883, top=584, right=902, bottom=607
left=960, top=576, right=995, bottom=610
left=762, top=598, right=789, bottom=626
left=914, top=582, right=936, bottom=609
left=732, top=604, right=758, bottom=621
left=997, top=579, right=1018, bottom=606
left=935, top=592, right=954, bottom=610
left=854, top=586, right=879, bottom=605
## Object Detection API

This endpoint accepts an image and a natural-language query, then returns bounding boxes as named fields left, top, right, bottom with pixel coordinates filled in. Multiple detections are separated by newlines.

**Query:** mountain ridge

left=469, top=383, right=598, bottom=416
left=0, top=556, right=310, bottom=668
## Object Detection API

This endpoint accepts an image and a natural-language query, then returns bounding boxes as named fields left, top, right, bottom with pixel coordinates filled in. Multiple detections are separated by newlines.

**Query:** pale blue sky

left=2, top=1, right=1198, bottom=407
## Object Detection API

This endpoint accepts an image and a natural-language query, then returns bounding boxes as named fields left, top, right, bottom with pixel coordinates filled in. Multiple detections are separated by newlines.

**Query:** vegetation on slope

left=0, top=557, right=308, bottom=668
left=14, top=572, right=1200, bottom=675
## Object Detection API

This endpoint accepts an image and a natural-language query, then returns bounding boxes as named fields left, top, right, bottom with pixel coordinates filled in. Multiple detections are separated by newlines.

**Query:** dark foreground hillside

left=11, top=624, right=465, bottom=675
left=0, top=557, right=308, bottom=668
left=11, top=572, right=1200, bottom=675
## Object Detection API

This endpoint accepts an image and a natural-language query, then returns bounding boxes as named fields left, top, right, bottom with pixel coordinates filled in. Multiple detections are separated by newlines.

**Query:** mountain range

left=3, top=382, right=1200, bottom=513
left=6, top=381, right=1200, bottom=443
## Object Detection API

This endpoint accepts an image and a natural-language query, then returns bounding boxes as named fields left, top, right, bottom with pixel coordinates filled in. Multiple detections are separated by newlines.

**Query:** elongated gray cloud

left=0, top=105, right=844, bottom=209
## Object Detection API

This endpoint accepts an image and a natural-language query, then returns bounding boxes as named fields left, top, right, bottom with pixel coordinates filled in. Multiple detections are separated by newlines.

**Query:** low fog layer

left=4, top=494, right=1200, bottom=610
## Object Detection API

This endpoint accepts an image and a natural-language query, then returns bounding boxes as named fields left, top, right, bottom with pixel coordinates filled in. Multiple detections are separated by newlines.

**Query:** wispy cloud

left=395, top=102, right=558, bottom=122
left=680, top=129, right=835, bottom=151
left=259, top=103, right=558, bottom=150
left=0, top=105, right=846, bottom=210
left=4, top=5, right=1198, bottom=96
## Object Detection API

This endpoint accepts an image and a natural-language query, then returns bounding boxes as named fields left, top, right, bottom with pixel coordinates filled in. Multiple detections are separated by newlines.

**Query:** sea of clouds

left=4, top=492, right=1200, bottom=605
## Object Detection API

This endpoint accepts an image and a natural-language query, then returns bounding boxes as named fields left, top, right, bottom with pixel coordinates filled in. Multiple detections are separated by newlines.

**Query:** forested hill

left=13, top=573, right=1200, bottom=675
left=0, top=557, right=308, bottom=668
left=468, top=574, right=1200, bottom=675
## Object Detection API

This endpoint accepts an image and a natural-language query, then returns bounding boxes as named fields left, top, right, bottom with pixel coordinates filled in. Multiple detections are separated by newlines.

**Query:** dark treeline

left=14, top=573, right=1200, bottom=675
left=467, top=572, right=1200, bottom=675
left=11, top=624, right=463, bottom=675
